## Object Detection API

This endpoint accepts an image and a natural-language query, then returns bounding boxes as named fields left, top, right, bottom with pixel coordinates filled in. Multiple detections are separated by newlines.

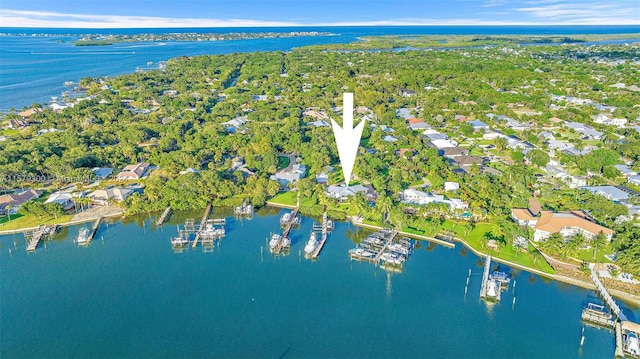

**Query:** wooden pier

left=590, top=268, right=628, bottom=322
left=156, top=206, right=172, bottom=226
left=273, top=208, right=298, bottom=255
left=87, top=217, right=102, bottom=243
left=615, top=321, right=625, bottom=358
left=26, top=225, right=58, bottom=251
left=192, top=202, right=213, bottom=248
left=479, top=255, right=492, bottom=298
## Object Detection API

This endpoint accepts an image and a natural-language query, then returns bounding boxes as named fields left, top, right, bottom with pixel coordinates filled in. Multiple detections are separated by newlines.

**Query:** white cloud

left=0, top=6, right=638, bottom=28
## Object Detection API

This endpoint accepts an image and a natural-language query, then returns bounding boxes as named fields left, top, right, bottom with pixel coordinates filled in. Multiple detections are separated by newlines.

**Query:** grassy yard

left=277, top=156, right=290, bottom=171
left=0, top=214, right=75, bottom=231
left=575, top=247, right=613, bottom=263
left=268, top=192, right=316, bottom=207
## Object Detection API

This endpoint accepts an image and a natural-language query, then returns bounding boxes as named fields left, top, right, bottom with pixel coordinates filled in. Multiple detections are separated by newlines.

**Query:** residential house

left=440, top=147, right=469, bottom=158
left=326, top=184, right=371, bottom=201
left=565, top=121, right=603, bottom=139
left=400, top=189, right=468, bottom=211
left=593, top=114, right=627, bottom=127
left=0, top=189, right=42, bottom=213
left=451, top=155, right=484, bottom=167
left=400, top=88, right=415, bottom=97
left=87, top=186, right=140, bottom=205
left=628, top=175, right=640, bottom=186
left=407, top=118, right=430, bottom=131
left=382, top=135, right=398, bottom=143
left=270, top=164, right=306, bottom=186
left=179, top=168, right=199, bottom=175
left=581, top=186, right=629, bottom=202
left=614, top=165, right=637, bottom=177
left=511, top=208, right=538, bottom=227
left=396, top=108, right=413, bottom=120
left=91, top=167, right=113, bottom=180
left=222, top=116, right=247, bottom=134
left=444, top=182, right=460, bottom=192
left=307, top=120, right=330, bottom=128
left=44, top=192, right=74, bottom=210
left=315, top=172, right=329, bottom=184
left=469, top=120, right=490, bottom=132
left=533, top=211, right=613, bottom=242
left=116, top=163, right=150, bottom=181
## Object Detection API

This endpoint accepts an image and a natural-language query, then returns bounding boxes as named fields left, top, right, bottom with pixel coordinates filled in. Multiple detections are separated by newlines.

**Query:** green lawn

left=277, top=156, right=290, bottom=171
left=268, top=192, right=316, bottom=207
left=575, top=247, right=613, bottom=263
left=0, top=214, right=75, bottom=231
left=0, top=213, right=24, bottom=224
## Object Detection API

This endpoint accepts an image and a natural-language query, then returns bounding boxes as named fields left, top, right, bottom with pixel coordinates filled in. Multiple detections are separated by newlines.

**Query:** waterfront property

left=115, top=163, right=150, bottom=181
left=532, top=211, right=613, bottom=242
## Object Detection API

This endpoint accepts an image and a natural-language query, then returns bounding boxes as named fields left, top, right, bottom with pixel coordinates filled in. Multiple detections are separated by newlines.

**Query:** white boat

left=280, top=212, right=291, bottom=225
left=350, top=248, right=375, bottom=258
left=200, top=223, right=216, bottom=238
left=212, top=227, right=225, bottom=237
left=171, top=236, right=189, bottom=246
left=269, top=233, right=281, bottom=250
left=486, top=279, right=501, bottom=300
left=490, top=271, right=511, bottom=284
left=281, top=236, right=291, bottom=248
left=77, top=228, right=90, bottom=245
left=304, top=232, right=319, bottom=254
left=627, top=332, right=639, bottom=356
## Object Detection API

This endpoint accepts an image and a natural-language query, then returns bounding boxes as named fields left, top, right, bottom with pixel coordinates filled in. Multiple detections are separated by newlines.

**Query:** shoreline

left=2, top=202, right=639, bottom=308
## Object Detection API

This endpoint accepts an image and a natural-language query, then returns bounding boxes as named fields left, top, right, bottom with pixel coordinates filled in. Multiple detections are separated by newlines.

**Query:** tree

left=376, top=194, right=393, bottom=222
left=591, top=232, right=607, bottom=262
left=527, top=149, right=550, bottom=168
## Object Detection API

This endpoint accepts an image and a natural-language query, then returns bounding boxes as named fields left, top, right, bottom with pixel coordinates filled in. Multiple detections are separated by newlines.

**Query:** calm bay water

left=1, top=25, right=640, bottom=109
left=1, top=208, right=638, bottom=358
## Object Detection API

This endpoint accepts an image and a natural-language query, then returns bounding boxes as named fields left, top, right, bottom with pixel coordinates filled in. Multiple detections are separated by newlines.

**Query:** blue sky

left=0, top=0, right=638, bottom=27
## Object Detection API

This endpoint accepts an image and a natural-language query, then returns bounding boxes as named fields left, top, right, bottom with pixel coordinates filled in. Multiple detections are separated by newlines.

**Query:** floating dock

left=25, top=225, right=58, bottom=251
left=156, top=206, right=172, bottom=226
left=348, top=229, right=413, bottom=271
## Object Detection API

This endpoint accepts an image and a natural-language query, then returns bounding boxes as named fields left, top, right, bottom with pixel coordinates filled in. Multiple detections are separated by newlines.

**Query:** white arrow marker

left=331, top=93, right=365, bottom=187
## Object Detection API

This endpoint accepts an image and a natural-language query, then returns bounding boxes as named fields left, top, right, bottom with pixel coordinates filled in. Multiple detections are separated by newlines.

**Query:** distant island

left=74, top=31, right=335, bottom=46
left=300, top=33, right=640, bottom=50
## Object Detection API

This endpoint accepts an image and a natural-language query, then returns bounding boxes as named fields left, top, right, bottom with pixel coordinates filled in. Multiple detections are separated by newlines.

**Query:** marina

left=348, top=229, right=414, bottom=271
left=192, top=202, right=213, bottom=248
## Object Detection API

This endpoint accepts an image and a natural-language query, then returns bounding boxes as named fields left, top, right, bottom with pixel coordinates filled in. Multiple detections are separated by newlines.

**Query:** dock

left=273, top=208, right=298, bottom=255
left=309, top=211, right=332, bottom=259
left=581, top=303, right=615, bottom=329
left=79, top=216, right=102, bottom=245
left=156, top=206, right=172, bottom=226
left=25, top=225, right=58, bottom=251
left=348, top=229, right=413, bottom=271
left=234, top=201, right=253, bottom=217
left=590, top=267, right=628, bottom=322
left=192, top=202, right=213, bottom=248
left=479, top=255, right=492, bottom=298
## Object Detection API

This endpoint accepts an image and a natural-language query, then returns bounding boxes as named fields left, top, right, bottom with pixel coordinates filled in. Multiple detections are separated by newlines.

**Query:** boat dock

left=192, top=202, right=213, bottom=248
left=156, top=206, right=172, bottom=226
left=590, top=268, right=628, bottom=322
left=308, top=211, right=332, bottom=260
left=25, top=225, right=58, bottom=251
left=273, top=208, right=298, bottom=255
left=581, top=303, right=615, bottom=329
left=348, top=229, right=413, bottom=271
left=479, top=255, right=501, bottom=301
left=80, top=216, right=102, bottom=245
left=235, top=201, right=253, bottom=217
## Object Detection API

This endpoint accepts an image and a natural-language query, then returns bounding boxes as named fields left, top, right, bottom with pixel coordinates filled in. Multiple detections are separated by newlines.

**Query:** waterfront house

left=87, top=186, right=139, bottom=205
left=511, top=208, right=538, bottom=227
left=326, top=184, right=372, bottom=202
left=400, top=189, right=467, bottom=211
left=116, top=163, right=150, bottom=181
left=44, top=192, right=74, bottom=210
left=533, top=211, right=613, bottom=242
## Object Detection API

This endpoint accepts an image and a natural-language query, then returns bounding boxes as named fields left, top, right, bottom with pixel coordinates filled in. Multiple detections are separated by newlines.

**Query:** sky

left=0, top=0, right=638, bottom=28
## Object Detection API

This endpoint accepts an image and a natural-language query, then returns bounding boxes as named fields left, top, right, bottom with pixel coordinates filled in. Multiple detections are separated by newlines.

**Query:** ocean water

left=1, top=25, right=640, bottom=109
left=1, top=207, right=638, bottom=358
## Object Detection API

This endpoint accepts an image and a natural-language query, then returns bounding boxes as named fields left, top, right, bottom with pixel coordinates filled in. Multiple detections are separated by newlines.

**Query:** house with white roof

left=469, top=120, right=490, bottom=131
left=222, top=116, right=247, bottom=134
left=326, top=184, right=371, bottom=201
left=444, top=182, right=460, bottom=192
left=581, top=186, right=629, bottom=202
left=88, top=186, right=140, bottom=205
left=271, top=164, right=306, bottom=186
left=400, top=189, right=468, bottom=211
left=91, top=167, right=113, bottom=180
left=614, top=165, right=637, bottom=177
left=116, top=163, right=150, bottom=181
left=44, top=192, right=74, bottom=209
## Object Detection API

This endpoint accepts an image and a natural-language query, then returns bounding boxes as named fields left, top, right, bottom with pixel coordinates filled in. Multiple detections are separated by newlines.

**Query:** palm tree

left=591, top=232, right=607, bottom=262
left=376, top=194, right=393, bottom=223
